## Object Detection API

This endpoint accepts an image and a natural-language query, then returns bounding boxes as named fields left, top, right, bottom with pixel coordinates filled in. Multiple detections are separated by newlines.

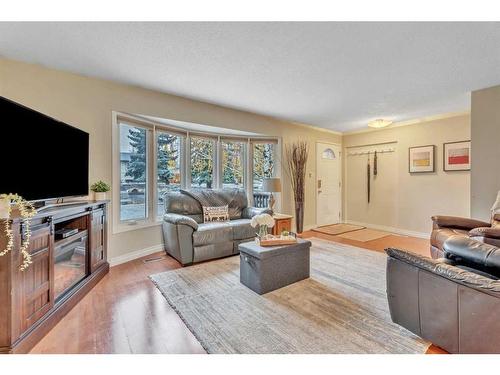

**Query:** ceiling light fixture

left=368, top=119, right=393, bottom=129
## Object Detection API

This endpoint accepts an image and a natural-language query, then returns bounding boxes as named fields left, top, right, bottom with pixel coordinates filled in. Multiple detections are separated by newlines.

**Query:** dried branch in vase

left=284, top=141, right=309, bottom=233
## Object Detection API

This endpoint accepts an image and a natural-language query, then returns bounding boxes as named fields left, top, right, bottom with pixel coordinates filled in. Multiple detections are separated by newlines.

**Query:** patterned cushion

left=203, top=205, right=229, bottom=223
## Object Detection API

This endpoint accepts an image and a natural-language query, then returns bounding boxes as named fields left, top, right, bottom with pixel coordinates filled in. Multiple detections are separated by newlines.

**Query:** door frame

left=315, top=141, right=343, bottom=228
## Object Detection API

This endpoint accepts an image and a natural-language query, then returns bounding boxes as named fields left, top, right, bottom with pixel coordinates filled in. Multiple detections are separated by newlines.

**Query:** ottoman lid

left=239, top=238, right=311, bottom=260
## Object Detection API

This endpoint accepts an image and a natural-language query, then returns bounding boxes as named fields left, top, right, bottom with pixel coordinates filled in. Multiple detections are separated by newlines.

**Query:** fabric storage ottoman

left=238, top=239, right=311, bottom=294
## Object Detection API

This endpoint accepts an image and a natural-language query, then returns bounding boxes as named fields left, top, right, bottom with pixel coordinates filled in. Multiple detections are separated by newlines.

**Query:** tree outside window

left=253, top=143, right=275, bottom=191
left=190, top=137, right=214, bottom=188
left=120, top=124, right=147, bottom=221
left=157, top=132, right=181, bottom=216
left=222, top=141, right=245, bottom=189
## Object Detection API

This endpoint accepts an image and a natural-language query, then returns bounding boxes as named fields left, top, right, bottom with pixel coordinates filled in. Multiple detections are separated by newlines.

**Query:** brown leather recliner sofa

left=430, top=214, right=500, bottom=258
left=386, top=236, right=500, bottom=354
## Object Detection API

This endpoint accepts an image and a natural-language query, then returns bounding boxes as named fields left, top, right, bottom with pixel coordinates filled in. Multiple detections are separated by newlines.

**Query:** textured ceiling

left=1, top=22, right=500, bottom=132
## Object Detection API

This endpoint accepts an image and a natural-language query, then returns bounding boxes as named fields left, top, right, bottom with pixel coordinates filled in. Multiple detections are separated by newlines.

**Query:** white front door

left=316, top=142, right=341, bottom=227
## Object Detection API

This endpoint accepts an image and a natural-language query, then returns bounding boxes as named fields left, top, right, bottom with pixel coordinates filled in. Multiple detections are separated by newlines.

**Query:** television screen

left=1, top=96, right=89, bottom=201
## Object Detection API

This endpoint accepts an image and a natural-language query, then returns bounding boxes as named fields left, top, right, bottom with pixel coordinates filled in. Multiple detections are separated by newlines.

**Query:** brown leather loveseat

left=430, top=214, right=500, bottom=258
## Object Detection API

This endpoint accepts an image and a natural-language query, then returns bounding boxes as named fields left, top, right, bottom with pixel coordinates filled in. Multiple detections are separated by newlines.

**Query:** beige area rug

left=337, top=228, right=392, bottom=242
left=150, top=239, right=429, bottom=354
left=311, top=223, right=365, bottom=236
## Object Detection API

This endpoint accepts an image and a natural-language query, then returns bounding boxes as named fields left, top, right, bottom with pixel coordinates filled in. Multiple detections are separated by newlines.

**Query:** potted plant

left=284, top=140, right=309, bottom=233
left=90, top=181, right=110, bottom=201
left=0, top=194, right=37, bottom=271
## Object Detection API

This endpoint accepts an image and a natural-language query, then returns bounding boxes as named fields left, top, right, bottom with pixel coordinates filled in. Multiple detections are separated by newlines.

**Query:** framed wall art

left=409, top=145, right=435, bottom=173
left=443, top=140, right=471, bottom=171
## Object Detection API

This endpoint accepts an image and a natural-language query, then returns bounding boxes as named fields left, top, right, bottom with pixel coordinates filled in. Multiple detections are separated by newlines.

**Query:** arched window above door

left=322, top=148, right=336, bottom=160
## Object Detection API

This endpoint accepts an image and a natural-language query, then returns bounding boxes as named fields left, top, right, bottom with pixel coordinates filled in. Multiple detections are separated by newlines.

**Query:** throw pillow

left=203, top=205, right=229, bottom=223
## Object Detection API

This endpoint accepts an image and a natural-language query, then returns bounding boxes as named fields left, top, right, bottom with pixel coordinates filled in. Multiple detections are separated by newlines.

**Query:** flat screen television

left=1, top=96, right=89, bottom=202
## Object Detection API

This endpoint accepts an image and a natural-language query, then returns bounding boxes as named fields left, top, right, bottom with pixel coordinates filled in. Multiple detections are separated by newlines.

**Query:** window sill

left=113, top=220, right=163, bottom=235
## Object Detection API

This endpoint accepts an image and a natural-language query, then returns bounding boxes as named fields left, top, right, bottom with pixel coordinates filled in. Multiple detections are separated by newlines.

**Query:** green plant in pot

left=90, top=181, right=110, bottom=201
left=0, top=193, right=37, bottom=271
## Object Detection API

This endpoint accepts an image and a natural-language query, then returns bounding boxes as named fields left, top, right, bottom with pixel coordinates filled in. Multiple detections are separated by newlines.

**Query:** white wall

left=0, top=57, right=341, bottom=261
left=471, top=85, right=500, bottom=221
left=343, top=114, right=471, bottom=236
left=1, top=56, right=477, bottom=255
left=345, top=142, right=399, bottom=229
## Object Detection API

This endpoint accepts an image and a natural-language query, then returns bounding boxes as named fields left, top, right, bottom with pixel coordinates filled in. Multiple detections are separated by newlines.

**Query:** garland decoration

left=0, top=194, right=37, bottom=271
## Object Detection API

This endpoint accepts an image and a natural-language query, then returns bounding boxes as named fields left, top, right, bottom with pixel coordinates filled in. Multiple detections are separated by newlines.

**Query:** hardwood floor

left=300, top=230, right=431, bottom=257
left=30, top=253, right=205, bottom=354
left=301, top=230, right=446, bottom=354
left=30, top=231, right=446, bottom=354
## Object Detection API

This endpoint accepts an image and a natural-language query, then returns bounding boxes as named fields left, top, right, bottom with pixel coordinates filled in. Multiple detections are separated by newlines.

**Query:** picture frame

left=408, top=145, right=435, bottom=173
left=443, top=140, right=471, bottom=171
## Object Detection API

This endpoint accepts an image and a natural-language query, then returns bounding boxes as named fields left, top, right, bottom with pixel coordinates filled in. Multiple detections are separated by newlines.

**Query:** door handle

left=318, top=180, right=322, bottom=189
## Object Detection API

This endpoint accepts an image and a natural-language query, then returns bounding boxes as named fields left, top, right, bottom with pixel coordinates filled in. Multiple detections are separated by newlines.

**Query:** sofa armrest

left=162, top=219, right=195, bottom=266
left=431, top=215, right=490, bottom=230
left=386, top=247, right=500, bottom=296
left=163, top=213, right=199, bottom=230
left=242, top=207, right=273, bottom=219
left=443, top=236, right=500, bottom=269
left=469, top=227, right=500, bottom=240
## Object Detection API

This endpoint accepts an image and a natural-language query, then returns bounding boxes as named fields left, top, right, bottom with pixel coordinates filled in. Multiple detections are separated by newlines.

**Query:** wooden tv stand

left=0, top=201, right=109, bottom=354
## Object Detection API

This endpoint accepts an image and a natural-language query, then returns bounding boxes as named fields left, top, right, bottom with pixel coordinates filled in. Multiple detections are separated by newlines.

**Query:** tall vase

left=295, top=201, right=304, bottom=234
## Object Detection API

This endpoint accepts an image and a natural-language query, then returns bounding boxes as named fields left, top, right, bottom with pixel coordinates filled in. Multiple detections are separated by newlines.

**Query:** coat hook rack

left=347, top=148, right=395, bottom=156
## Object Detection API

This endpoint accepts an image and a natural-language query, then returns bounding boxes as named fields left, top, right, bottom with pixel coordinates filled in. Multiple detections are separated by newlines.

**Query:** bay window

left=113, top=113, right=280, bottom=232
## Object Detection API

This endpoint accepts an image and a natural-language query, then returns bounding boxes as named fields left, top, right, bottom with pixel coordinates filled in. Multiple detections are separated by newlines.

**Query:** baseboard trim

left=303, top=224, right=317, bottom=232
left=343, top=220, right=430, bottom=239
left=109, top=244, right=165, bottom=267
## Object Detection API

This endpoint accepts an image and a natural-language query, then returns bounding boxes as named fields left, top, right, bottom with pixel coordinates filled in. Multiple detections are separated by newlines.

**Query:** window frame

left=155, top=129, right=184, bottom=219
left=112, top=112, right=281, bottom=234
left=220, top=137, right=247, bottom=190
left=189, top=134, right=217, bottom=190
left=250, top=140, right=280, bottom=209
left=116, top=120, right=152, bottom=227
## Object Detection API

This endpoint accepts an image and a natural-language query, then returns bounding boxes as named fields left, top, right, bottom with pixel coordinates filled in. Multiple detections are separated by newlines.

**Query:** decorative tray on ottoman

left=257, top=234, right=298, bottom=247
